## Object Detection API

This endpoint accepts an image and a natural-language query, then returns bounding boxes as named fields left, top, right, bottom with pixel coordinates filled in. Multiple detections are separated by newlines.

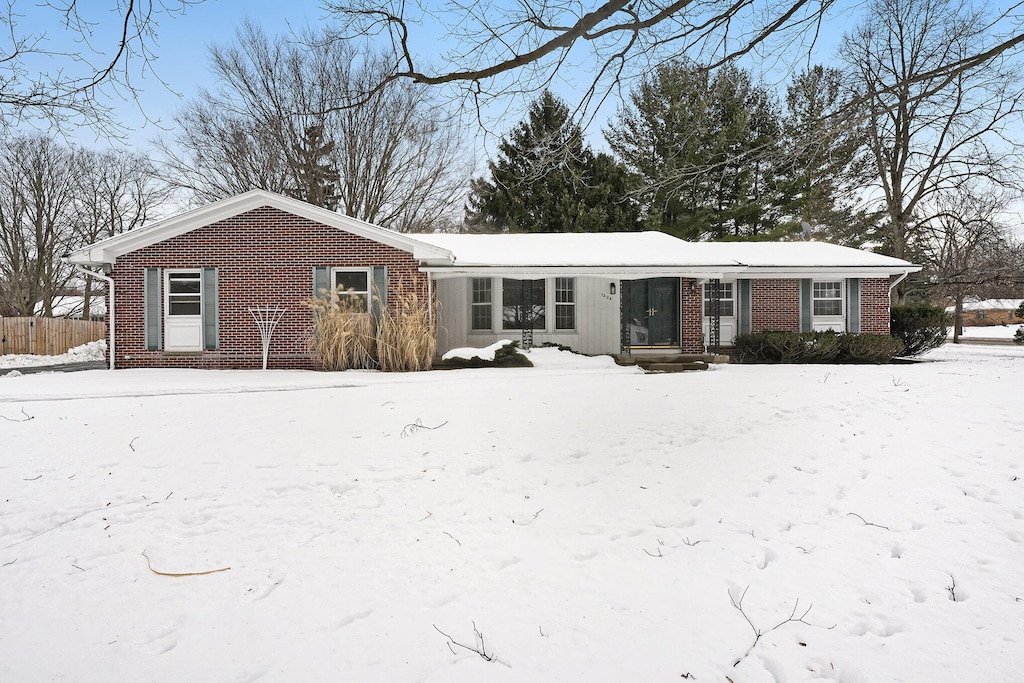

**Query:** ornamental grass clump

left=305, top=283, right=436, bottom=372
left=375, top=285, right=437, bottom=372
left=304, top=293, right=376, bottom=371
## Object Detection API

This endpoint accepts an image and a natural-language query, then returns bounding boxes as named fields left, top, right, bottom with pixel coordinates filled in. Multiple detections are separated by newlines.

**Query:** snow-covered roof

left=413, top=232, right=919, bottom=278
left=946, top=298, right=1022, bottom=312
left=35, top=296, right=107, bottom=318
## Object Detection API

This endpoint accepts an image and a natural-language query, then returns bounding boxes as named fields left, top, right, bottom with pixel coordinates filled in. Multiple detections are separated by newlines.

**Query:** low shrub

left=376, top=286, right=436, bottom=372
left=890, top=304, right=948, bottom=356
left=734, top=330, right=903, bottom=364
left=1015, top=328, right=1024, bottom=345
left=432, top=340, right=533, bottom=370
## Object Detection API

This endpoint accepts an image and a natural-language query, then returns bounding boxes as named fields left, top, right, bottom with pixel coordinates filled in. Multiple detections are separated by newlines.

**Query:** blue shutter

left=847, top=278, right=861, bottom=333
left=737, top=279, right=752, bottom=335
left=371, top=266, right=388, bottom=322
left=313, top=267, right=331, bottom=298
left=799, top=279, right=812, bottom=332
left=144, top=268, right=161, bottom=350
left=202, top=268, right=219, bottom=350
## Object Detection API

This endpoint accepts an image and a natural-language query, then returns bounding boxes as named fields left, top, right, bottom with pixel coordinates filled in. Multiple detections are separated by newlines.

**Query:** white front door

left=703, top=281, right=736, bottom=345
left=165, top=270, right=203, bottom=351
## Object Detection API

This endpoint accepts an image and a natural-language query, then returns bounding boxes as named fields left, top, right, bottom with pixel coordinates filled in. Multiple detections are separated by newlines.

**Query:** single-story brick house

left=945, top=299, right=1023, bottom=326
left=65, top=190, right=920, bottom=370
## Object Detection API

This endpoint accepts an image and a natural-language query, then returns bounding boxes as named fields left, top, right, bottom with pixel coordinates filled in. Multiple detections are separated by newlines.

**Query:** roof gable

left=66, top=190, right=453, bottom=266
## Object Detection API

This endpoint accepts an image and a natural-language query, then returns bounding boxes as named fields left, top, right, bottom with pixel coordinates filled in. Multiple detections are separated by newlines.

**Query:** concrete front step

left=613, top=353, right=729, bottom=372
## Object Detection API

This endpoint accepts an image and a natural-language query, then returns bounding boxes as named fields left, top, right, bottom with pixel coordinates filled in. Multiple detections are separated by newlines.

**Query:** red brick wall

left=751, top=279, right=801, bottom=332
left=861, top=278, right=891, bottom=334
left=680, top=278, right=703, bottom=353
left=110, top=206, right=427, bottom=369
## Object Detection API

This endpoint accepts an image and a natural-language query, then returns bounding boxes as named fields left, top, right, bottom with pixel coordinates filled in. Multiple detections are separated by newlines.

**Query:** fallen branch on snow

left=729, top=586, right=834, bottom=666
left=142, top=551, right=230, bottom=577
left=434, top=622, right=496, bottom=661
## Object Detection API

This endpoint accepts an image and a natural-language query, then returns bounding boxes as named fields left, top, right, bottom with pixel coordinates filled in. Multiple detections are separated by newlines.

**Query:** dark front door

left=626, top=278, right=680, bottom=347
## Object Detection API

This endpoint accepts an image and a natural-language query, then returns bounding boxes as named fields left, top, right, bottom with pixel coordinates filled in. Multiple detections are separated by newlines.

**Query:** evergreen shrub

left=734, top=331, right=903, bottom=364
left=890, top=304, right=948, bottom=356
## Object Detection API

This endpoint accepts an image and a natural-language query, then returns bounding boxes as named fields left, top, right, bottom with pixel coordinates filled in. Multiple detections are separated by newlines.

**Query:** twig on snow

left=847, top=512, right=890, bottom=530
left=401, top=418, right=448, bottom=438
left=1, top=408, right=34, bottom=422
left=22, top=474, right=41, bottom=481
left=729, top=586, right=834, bottom=666
left=141, top=551, right=230, bottom=577
left=434, top=622, right=496, bottom=662
left=946, top=574, right=958, bottom=602
left=443, top=531, right=461, bottom=546
left=128, top=437, right=139, bottom=452
left=2, top=558, right=15, bottom=567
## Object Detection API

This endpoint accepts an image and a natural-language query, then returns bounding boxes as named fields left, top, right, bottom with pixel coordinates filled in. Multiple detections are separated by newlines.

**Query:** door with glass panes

left=626, top=278, right=680, bottom=347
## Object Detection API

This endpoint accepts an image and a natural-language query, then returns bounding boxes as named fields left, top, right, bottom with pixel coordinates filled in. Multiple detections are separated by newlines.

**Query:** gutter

left=70, top=263, right=115, bottom=370
left=889, top=272, right=910, bottom=294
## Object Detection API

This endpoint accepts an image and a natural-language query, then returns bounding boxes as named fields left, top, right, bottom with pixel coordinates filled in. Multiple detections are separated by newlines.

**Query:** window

left=554, top=278, right=575, bottom=330
left=977, top=309, right=987, bottom=320
left=703, top=281, right=734, bottom=317
left=167, top=271, right=201, bottom=316
left=813, top=281, right=843, bottom=316
left=471, top=278, right=492, bottom=331
left=332, top=268, right=371, bottom=311
left=502, top=278, right=545, bottom=330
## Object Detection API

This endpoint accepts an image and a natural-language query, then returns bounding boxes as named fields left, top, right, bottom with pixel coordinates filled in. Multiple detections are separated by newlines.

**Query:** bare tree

left=157, top=22, right=470, bottom=231
left=72, top=149, right=170, bottom=319
left=321, top=0, right=1024, bottom=126
left=918, top=188, right=1020, bottom=341
left=840, top=0, right=1024, bottom=280
left=0, top=1, right=201, bottom=134
left=0, top=135, right=81, bottom=316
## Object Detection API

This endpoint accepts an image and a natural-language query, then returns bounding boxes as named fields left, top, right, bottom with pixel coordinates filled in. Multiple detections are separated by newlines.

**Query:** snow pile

left=1, top=345, right=1022, bottom=681
left=441, top=339, right=515, bottom=361
left=0, top=340, right=106, bottom=370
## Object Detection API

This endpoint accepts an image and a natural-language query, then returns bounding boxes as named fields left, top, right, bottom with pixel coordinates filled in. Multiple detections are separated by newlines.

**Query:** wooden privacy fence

left=0, top=317, right=106, bottom=356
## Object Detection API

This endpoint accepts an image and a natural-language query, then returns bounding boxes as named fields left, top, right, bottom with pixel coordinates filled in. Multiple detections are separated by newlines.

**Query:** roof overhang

left=421, top=265, right=739, bottom=280
left=65, top=190, right=454, bottom=267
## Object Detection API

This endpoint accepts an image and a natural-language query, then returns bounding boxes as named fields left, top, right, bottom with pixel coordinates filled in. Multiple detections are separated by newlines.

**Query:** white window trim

left=554, top=277, right=576, bottom=332
left=702, top=280, right=735, bottom=319
left=330, top=267, right=373, bottom=311
left=165, top=269, right=202, bottom=318
left=470, top=277, right=493, bottom=332
left=812, top=279, right=845, bottom=330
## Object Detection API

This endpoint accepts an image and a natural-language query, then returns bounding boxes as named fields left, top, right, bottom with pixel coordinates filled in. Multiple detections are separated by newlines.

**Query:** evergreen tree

left=285, top=124, right=341, bottom=210
left=606, top=61, right=784, bottom=240
left=778, top=65, right=875, bottom=245
left=466, top=91, right=639, bottom=233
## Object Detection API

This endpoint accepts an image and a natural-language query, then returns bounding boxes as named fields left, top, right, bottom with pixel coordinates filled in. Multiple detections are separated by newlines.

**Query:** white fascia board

left=66, top=190, right=454, bottom=266
left=421, top=266, right=737, bottom=280
left=739, top=265, right=923, bottom=279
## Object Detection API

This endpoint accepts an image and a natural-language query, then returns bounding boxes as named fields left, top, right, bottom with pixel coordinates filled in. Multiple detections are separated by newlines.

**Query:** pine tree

left=466, top=91, right=639, bottom=233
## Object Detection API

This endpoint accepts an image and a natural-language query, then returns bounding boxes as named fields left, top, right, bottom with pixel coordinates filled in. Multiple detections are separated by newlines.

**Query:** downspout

left=71, top=264, right=115, bottom=370
left=888, top=272, right=909, bottom=295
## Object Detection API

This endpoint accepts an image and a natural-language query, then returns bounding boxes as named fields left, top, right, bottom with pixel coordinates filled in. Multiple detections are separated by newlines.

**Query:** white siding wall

left=434, top=276, right=621, bottom=355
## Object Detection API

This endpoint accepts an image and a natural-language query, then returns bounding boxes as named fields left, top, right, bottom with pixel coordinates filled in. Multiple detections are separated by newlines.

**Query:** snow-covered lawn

left=949, top=323, right=1022, bottom=340
left=1, top=345, right=1022, bottom=682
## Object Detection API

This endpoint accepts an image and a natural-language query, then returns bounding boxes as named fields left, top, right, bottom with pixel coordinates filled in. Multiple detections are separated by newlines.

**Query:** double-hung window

left=812, top=281, right=843, bottom=316
left=332, top=268, right=371, bottom=311
left=471, top=278, right=492, bottom=331
left=554, top=277, right=575, bottom=330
